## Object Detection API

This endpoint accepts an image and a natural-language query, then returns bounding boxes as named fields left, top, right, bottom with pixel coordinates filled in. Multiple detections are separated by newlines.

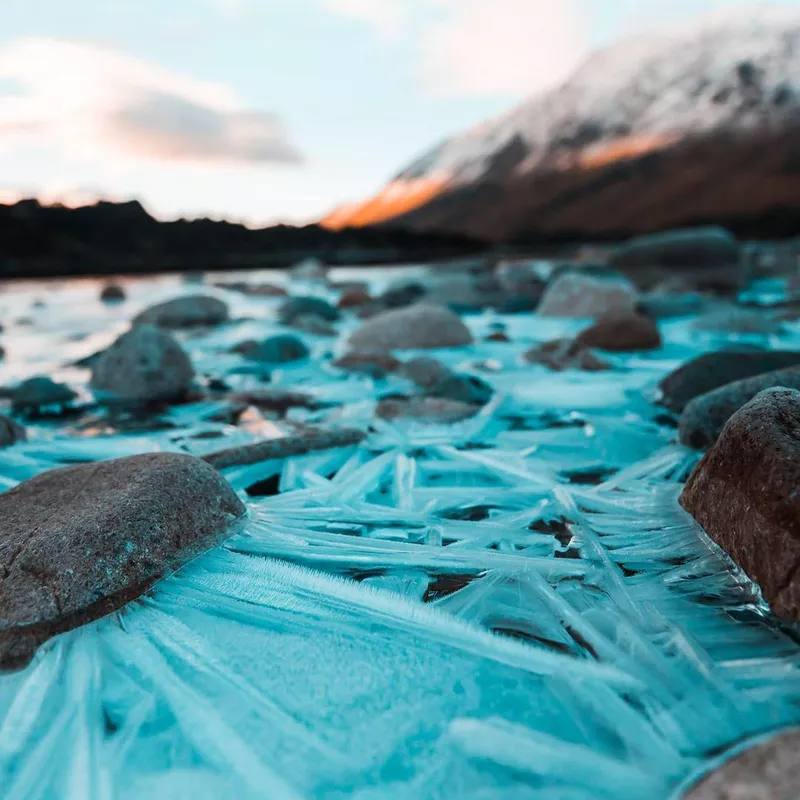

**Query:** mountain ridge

left=322, top=7, right=800, bottom=240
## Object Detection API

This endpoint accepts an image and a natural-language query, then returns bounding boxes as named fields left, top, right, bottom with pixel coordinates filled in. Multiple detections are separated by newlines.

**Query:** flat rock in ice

left=134, top=295, right=229, bottom=328
left=0, top=453, right=245, bottom=670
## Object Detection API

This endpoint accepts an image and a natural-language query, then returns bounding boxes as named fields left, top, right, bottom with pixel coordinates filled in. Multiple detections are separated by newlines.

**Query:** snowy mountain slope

left=323, top=6, right=800, bottom=235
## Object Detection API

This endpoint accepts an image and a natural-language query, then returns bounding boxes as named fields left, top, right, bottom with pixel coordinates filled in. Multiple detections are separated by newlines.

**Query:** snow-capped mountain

left=323, top=6, right=800, bottom=239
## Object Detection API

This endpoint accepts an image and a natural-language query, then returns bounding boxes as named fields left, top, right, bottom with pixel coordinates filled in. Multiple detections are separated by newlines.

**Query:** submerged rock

left=400, top=356, right=453, bottom=389
left=683, top=729, right=800, bottom=799
left=238, top=334, right=310, bottom=364
left=658, top=350, right=800, bottom=413
left=278, top=296, right=339, bottom=325
left=0, top=453, right=245, bottom=670
left=610, top=226, right=742, bottom=293
left=681, top=389, right=800, bottom=621
left=288, top=314, right=337, bottom=337
left=348, top=304, right=473, bottom=351
left=332, top=351, right=402, bottom=379
left=524, top=339, right=611, bottom=372
left=692, top=308, right=782, bottom=335
left=576, top=312, right=661, bottom=352
left=427, top=373, right=494, bottom=406
left=11, top=377, right=77, bottom=414
left=679, top=365, right=800, bottom=449
left=91, top=325, right=195, bottom=404
left=100, top=284, right=125, bottom=303
left=376, top=396, right=480, bottom=424
left=0, top=416, right=25, bottom=448
left=134, top=295, right=229, bottom=329
left=537, top=273, right=638, bottom=318
left=378, top=282, right=427, bottom=309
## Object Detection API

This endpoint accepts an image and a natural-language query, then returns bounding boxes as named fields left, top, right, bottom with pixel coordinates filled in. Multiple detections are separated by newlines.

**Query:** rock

left=575, top=312, right=661, bottom=352
left=537, top=273, right=639, bottom=318
left=338, top=288, right=372, bottom=309
left=610, top=227, right=743, bottom=293
left=681, top=388, right=800, bottom=620
left=11, top=378, right=77, bottom=413
left=278, top=296, right=339, bottom=325
left=90, top=324, right=195, bottom=404
left=100, top=284, right=125, bottom=303
left=679, top=366, right=800, bottom=449
left=0, top=416, right=25, bottom=448
left=376, top=396, right=480, bottom=424
left=658, top=350, right=800, bottom=413
left=494, top=260, right=547, bottom=299
left=0, top=453, right=245, bottom=670
left=379, top=282, right=427, bottom=309
left=227, top=389, right=320, bottom=413
left=524, top=339, right=611, bottom=372
left=332, top=351, right=402, bottom=379
left=400, top=356, right=452, bottom=389
left=215, top=281, right=286, bottom=297
left=683, top=729, right=800, bottom=799
left=692, top=308, right=782, bottom=335
left=427, top=373, right=493, bottom=406
left=485, top=331, right=511, bottom=343
left=288, top=314, right=337, bottom=337
left=290, top=257, right=327, bottom=281
left=348, top=304, right=473, bottom=351
left=238, top=334, right=310, bottom=364
left=134, top=295, right=229, bottom=329
left=204, top=428, right=365, bottom=470
left=428, top=275, right=506, bottom=314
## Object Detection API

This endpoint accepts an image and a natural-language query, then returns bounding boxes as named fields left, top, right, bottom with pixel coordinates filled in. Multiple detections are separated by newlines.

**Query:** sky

left=0, top=0, right=797, bottom=226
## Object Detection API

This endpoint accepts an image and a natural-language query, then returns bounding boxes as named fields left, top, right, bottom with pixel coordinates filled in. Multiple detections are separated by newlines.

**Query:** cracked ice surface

left=0, top=271, right=799, bottom=799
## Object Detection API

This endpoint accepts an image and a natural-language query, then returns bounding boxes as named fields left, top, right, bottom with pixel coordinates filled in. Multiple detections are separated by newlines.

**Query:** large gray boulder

left=610, top=227, right=742, bottom=293
left=679, top=365, right=800, bottom=449
left=91, top=325, right=195, bottom=403
left=0, top=453, right=245, bottom=670
left=537, top=273, right=638, bottom=318
left=658, top=350, right=800, bottom=413
left=681, top=388, right=800, bottom=622
left=348, top=304, right=473, bottom=351
left=133, top=295, right=229, bottom=328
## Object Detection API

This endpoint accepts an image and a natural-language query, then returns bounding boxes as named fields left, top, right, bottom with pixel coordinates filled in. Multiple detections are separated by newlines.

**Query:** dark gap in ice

left=423, top=572, right=482, bottom=602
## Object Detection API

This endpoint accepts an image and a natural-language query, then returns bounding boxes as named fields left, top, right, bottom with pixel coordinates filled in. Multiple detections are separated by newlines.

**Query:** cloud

left=0, top=38, right=302, bottom=166
left=324, top=0, right=408, bottom=37
left=322, top=0, right=588, bottom=96
left=422, top=0, right=587, bottom=96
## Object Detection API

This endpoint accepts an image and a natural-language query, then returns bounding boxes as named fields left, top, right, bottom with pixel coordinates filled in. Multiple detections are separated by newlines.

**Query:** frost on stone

left=0, top=275, right=798, bottom=799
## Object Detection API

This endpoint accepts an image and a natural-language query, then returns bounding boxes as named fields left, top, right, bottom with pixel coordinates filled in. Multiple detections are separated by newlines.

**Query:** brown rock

left=679, top=366, right=800, bottom=449
left=680, top=388, right=800, bottom=620
left=576, top=312, right=661, bottom=352
left=658, top=350, right=800, bottom=413
left=338, top=288, right=372, bottom=309
left=0, top=453, right=245, bottom=670
left=683, top=730, right=800, bottom=799
left=485, top=331, right=510, bottom=343
left=524, top=339, right=611, bottom=372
